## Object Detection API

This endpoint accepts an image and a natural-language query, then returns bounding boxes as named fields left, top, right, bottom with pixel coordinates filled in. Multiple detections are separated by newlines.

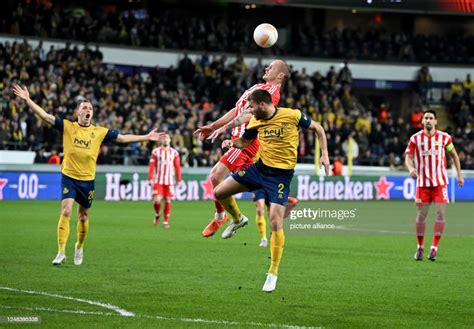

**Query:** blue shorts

left=232, top=160, right=293, bottom=206
left=61, top=174, right=95, bottom=209
left=253, top=189, right=266, bottom=202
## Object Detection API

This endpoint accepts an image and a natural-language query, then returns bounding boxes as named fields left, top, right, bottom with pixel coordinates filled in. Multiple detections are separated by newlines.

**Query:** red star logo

left=374, top=176, right=394, bottom=200
left=0, top=178, right=8, bottom=200
left=200, top=175, right=215, bottom=200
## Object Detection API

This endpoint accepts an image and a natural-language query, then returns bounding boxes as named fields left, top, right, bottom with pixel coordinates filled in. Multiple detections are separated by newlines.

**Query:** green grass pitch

left=0, top=200, right=473, bottom=328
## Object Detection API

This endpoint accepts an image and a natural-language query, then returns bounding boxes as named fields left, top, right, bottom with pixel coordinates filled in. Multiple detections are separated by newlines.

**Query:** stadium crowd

left=1, top=2, right=473, bottom=64
left=0, top=40, right=473, bottom=169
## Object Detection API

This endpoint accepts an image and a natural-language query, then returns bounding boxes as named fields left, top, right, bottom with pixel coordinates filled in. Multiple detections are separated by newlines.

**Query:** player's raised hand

left=320, top=154, right=330, bottom=176
left=194, top=125, right=213, bottom=141
left=147, top=129, right=166, bottom=142
left=221, top=139, right=233, bottom=149
left=12, top=84, right=30, bottom=101
left=457, top=175, right=464, bottom=187
left=409, top=168, right=417, bottom=178
left=207, top=126, right=227, bottom=142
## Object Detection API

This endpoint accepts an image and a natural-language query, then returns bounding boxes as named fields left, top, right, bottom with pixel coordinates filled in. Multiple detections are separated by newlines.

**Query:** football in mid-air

left=253, top=23, right=278, bottom=48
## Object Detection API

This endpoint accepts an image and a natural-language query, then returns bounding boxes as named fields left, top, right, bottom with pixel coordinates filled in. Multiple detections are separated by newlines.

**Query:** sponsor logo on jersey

left=74, top=137, right=91, bottom=148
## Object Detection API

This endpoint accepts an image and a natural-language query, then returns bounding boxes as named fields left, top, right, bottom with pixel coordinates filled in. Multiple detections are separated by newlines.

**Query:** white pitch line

left=0, top=286, right=134, bottom=317
left=1, top=286, right=319, bottom=328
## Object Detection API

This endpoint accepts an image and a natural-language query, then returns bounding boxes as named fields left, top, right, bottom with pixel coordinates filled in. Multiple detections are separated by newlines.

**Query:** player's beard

left=425, top=124, right=433, bottom=131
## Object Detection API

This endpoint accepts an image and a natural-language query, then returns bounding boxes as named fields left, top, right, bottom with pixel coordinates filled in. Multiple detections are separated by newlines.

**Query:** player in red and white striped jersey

left=405, top=110, right=464, bottom=261
left=195, top=60, right=290, bottom=239
left=148, top=134, right=182, bottom=228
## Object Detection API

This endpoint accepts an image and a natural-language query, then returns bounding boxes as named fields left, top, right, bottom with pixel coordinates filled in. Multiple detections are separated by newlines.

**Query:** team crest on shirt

left=433, top=141, right=440, bottom=146
left=63, top=187, right=69, bottom=194
left=90, top=132, right=95, bottom=139
left=238, top=170, right=246, bottom=177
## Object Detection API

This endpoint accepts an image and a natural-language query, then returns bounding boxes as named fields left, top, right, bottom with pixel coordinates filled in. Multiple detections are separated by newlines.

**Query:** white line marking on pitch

left=0, top=286, right=134, bottom=317
left=1, top=287, right=318, bottom=328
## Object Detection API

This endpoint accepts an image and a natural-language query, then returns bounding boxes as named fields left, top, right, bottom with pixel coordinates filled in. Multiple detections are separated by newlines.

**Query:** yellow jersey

left=55, top=118, right=118, bottom=180
left=243, top=107, right=311, bottom=170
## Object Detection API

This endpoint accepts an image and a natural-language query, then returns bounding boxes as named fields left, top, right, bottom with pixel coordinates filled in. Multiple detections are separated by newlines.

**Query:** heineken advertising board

left=0, top=171, right=472, bottom=201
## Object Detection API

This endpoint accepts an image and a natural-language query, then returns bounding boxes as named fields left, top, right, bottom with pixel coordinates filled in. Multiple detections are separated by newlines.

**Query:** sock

left=268, top=229, right=285, bottom=276
left=255, top=214, right=267, bottom=239
left=214, top=200, right=225, bottom=220
left=432, top=221, right=445, bottom=248
left=219, top=196, right=241, bottom=224
left=416, top=221, right=426, bottom=247
left=154, top=201, right=161, bottom=216
left=57, top=215, right=71, bottom=253
left=76, top=220, right=89, bottom=249
left=164, top=201, right=171, bottom=222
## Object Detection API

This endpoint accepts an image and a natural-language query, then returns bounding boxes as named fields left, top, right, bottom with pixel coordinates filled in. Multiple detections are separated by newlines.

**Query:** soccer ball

left=253, top=23, right=278, bottom=48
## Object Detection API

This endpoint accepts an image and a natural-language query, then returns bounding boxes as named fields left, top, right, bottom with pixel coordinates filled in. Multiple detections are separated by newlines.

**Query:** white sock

left=216, top=212, right=226, bottom=220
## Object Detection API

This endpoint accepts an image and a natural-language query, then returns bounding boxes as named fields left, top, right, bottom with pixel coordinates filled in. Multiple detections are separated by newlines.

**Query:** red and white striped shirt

left=231, top=83, right=281, bottom=139
left=148, top=147, right=182, bottom=185
left=405, top=130, right=453, bottom=187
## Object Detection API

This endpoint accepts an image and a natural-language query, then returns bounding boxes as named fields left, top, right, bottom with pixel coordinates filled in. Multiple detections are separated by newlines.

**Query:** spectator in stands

left=410, top=106, right=424, bottom=132
left=34, top=148, right=48, bottom=163
left=338, top=61, right=352, bottom=84
left=451, top=78, right=463, bottom=100
left=332, top=157, right=343, bottom=176
left=48, top=149, right=61, bottom=164
left=416, top=66, right=433, bottom=103
left=463, top=74, right=473, bottom=100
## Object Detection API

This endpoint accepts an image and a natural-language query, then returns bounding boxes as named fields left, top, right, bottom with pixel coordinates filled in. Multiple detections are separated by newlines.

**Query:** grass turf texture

left=0, top=200, right=473, bottom=328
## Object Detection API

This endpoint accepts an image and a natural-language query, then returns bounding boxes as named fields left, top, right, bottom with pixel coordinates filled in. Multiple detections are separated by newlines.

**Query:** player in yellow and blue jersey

left=12, top=84, right=165, bottom=266
left=214, top=89, right=330, bottom=292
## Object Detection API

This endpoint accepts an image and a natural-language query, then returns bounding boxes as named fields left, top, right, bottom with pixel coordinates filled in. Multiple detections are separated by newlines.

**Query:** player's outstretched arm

left=309, top=120, right=330, bottom=175
left=12, top=84, right=55, bottom=126
left=208, top=109, right=253, bottom=142
left=447, top=148, right=464, bottom=187
left=405, top=154, right=417, bottom=178
left=221, top=137, right=252, bottom=150
left=194, top=107, right=237, bottom=140
left=116, top=129, right=166, bottom=144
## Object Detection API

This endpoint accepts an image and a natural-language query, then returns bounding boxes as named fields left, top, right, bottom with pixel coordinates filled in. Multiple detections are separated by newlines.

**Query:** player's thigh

left=268, top=203, right=285, bottom=231
left=210, top=161, right=230, bottom=184
left=61, top=198, right=75, bottom=217
left=433, top=202, right=446, bottom=220
left=416, top=204, right=430, bottom=220
left=254, top=195, right=266, bottom=215
left=77, top=203, right=90, bottom=221
left=214, top=176, right=249, bottom=199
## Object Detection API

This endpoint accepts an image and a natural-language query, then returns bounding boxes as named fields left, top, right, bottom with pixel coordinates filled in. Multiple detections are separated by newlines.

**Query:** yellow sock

left=268, top=229, right=285, bottom=276
left=255, top=214, right=267, bottom=239
left=76, top=220, right=89, bottom=249
left=57, top=215, right=70, bottom=253
left=219, top=196, right=241, bottom=223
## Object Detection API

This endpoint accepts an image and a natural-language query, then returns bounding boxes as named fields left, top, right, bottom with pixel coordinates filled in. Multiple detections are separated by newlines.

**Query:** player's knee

left=209, top=169, right=225, bottom=187
left=61, top=206, right=72, bottom=217
left=213, top=186, right=223, bottom=200
left=270, top=220, right=282, bottom=231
